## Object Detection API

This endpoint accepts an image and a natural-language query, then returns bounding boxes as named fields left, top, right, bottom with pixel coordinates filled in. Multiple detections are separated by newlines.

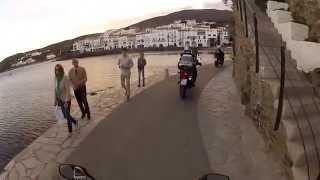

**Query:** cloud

left=0, top=0, right=223, bottom=61
left=202, top=1, right=232, bottom=10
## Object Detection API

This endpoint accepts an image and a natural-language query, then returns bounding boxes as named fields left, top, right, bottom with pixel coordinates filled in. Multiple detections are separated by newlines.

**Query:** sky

left=0, top=0, right=231, bottom=61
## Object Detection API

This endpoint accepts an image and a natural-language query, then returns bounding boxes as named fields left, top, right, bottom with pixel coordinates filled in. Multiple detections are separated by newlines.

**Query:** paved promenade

left=62, top=62, right=287, bottom=180
left=1, top=62, right=288, bottom=180
left=198, top=65, right=289, bottom=180
left=63, top=65, right=217, bottom=180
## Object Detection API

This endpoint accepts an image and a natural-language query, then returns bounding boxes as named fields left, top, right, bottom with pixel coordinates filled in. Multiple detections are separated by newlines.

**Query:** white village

left=73, top=20, right=230, bottom=53
left=10, top=20, right=230, bottom=68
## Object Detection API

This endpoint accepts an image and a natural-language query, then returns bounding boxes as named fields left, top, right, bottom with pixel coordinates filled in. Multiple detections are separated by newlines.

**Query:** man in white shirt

left=118, top=49, right=134, bottom=101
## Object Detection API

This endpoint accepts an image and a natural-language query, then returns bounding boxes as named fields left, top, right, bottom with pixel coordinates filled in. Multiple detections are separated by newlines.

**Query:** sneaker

left=138, top=84, right=141, bottom=87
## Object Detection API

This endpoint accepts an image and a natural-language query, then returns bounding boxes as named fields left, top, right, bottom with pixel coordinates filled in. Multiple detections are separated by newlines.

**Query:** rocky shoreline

left=0, top=69, right=167, bottom=180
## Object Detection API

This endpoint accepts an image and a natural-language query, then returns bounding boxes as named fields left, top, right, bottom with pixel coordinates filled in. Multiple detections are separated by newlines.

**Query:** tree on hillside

left=222, top=0, right=233, bottom=8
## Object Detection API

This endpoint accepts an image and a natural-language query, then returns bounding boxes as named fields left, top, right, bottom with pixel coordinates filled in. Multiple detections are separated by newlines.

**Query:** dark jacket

left=215, top=49, right=225, bottom=61
left=137, top=57, right=147, bottom=69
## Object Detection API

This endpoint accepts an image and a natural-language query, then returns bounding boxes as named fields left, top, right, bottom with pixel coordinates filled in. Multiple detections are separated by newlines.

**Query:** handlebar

left=58, top=164, right=229, bottom=180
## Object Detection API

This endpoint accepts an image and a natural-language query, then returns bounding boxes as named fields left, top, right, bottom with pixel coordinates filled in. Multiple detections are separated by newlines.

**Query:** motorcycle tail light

left=180, top=71, right=188, bottom=78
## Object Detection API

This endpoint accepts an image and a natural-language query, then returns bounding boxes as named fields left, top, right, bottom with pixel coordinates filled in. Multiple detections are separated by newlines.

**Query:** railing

left=235, top=0, right=320, bottom=179
left=253, top=13, right=259, bottom=73
left=274, top=45, right=285, bottom=131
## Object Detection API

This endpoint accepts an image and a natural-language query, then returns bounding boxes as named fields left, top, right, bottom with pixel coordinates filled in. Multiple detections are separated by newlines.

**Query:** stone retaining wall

left=233, top=5, right=293, bottom=180
left=287, top=0, right=320, bottom=42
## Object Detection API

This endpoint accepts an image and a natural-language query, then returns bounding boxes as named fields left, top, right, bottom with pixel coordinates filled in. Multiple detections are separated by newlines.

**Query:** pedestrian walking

left=68, top=59, right=91, bottom=120
left=118, top=49, right=134, bottom=101
left=54, top=64, right=77, bottom=134
left=137, top=52, right=147, bottom=87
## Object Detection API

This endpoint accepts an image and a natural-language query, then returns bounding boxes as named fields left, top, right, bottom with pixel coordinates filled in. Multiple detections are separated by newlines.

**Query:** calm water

left=0, top=52, right=214, bottom=170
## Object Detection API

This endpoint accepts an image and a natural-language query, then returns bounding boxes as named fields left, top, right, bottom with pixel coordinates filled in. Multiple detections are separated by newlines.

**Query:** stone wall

left=233, top=6, right=293, bottom=180
left=256, top=0, right=320, bottom=42
left=287, top=0, right=320, bottom=42
left=255, top=0, right=286, bottom=11
left=280, top=0, right=320, bottom=93
left=233, top=7, right=254, bottom=105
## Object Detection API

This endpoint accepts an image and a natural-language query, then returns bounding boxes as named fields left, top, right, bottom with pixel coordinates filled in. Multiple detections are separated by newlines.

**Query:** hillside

left=0, top=9, right=232, bottom=73
left=128, top=9, right=233, bottom=30
left=0, top=33, right=102, bottom=73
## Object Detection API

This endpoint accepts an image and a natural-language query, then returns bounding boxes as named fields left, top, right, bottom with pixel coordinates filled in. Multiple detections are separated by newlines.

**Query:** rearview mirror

left=58, top=164, right=96, bottom=180
left=200, top=173, right=230, bottom=180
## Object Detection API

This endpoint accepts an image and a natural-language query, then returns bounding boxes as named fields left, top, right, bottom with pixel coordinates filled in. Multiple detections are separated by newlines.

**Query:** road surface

left=65, top=65, right=218, bottom=180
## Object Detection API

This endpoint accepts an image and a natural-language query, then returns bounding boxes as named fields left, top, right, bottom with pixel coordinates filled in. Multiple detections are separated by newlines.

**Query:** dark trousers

left=138, top=68, right=145, bottom=86
left=74, top=85, right=90, bottom=116
left=193, top=66, right=198, bottom=83
left=60, top=101, right=77, bottom=133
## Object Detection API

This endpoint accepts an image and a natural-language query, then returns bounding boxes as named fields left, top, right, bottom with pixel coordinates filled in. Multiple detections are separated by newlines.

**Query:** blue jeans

left=60, top=101, right=77, bottom=133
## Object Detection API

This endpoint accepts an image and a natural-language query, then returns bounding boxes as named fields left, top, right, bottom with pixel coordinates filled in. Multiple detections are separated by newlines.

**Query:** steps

left=243, top=1, right=320, bottom=180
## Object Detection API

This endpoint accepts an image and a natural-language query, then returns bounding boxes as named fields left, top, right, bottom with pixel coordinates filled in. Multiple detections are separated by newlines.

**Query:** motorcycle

left=179, top=68, right=194, bottom=99
left=178, top=54, right=201, bottom=99
left=214, top=50, right=224, bottom=68
left=214, top=58, right=224, bottom=67
left=59, top=164, right=230, bottom=180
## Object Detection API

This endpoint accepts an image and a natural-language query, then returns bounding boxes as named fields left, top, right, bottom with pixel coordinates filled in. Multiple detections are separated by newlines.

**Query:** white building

left=11, top=58, right=36, bottom=68
left=11, top=61, right=26, bottom=67
left=73, top=20, right=229, bottom=52
left=73, top=37, right=104, bottom=53
left=30, top=52, right=42, bottom=57
left=102, top=28, right=137, bottom=50
left=217, top=27, right=230, bottom=45
left=25, top=58, right=36, bottom=64
left=46, top=54, right=56, bottom=60
left=127, top=35, right=136, bottom=49
left=136, top=33, right=145, bottom=48
left=118, top=35, right=136, bottom=49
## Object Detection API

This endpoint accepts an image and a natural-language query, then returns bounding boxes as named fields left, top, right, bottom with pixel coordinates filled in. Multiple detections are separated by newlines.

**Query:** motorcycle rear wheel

left=214, top=61, right=219, bottom=67
left=180, top=85, right=187, bottom=99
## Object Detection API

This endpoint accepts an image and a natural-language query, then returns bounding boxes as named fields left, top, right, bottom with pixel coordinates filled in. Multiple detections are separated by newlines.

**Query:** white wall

left=74, top=21, right=228, bottom=50
left=267, top=1, right=320, bottom=73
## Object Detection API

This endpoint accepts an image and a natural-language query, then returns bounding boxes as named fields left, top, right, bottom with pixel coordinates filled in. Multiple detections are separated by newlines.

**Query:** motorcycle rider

left=214, top=46, right=225, bottom=66
left=179, top=45, right=201, bottom=86
left=191, top=46, right=199, bottom=61
left=191, top=46, right=201, bottom=85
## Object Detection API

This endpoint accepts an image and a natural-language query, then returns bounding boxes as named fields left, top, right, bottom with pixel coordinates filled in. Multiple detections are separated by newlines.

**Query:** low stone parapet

left=270, top=10, right=293, bottom=29
left=267, top=1, right=320, bottom=73
left=267, top=1, right=289, bottom=17
left=278, top=22, right=309, bottom=41
left=286, top=40, right=320, bottom=72
left=0, top=69, right=167, bottom=180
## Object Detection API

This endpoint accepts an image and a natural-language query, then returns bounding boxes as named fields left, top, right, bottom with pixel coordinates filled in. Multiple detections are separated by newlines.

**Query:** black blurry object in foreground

left=199, top=173, right=230, bottom=180
left=59, top=164, right=96, bottom=180
left=59, top=163, right=229, bottom=180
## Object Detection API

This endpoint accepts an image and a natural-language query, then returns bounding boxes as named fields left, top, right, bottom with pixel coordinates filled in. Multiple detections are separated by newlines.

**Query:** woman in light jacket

left=54, top=64, right=77, bottom=133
